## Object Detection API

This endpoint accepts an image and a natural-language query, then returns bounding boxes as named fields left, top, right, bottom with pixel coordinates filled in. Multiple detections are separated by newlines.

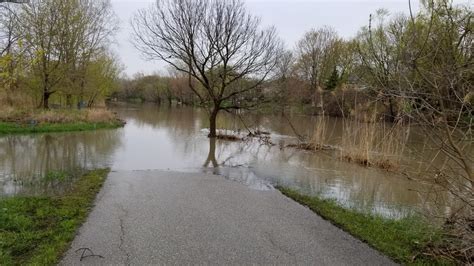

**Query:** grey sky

left=109, top=0, right=464, bottom=76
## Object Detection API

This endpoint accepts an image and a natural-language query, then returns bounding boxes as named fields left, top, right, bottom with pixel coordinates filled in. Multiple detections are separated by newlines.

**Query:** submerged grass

left=277, top=187, right=449, bottom=265
left=0, top=169, right=110, bottom=265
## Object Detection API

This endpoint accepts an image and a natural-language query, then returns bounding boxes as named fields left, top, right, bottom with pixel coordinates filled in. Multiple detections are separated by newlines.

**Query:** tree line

left=0, top=0, right=120, bottom=109
left=112, top=70, right=195, bottom=105
left=121, top=0, right=472, bottom=124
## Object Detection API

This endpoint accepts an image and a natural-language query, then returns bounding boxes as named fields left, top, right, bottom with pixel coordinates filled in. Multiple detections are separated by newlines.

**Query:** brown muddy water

left=0, top=104, right=462, bottom=218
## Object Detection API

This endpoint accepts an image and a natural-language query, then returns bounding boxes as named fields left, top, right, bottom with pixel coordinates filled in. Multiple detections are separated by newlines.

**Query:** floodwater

left=0, top=104, right=461, bottom=218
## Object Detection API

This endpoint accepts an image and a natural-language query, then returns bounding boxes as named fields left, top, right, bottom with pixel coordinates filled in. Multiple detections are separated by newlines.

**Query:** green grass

left=0, top=169, right=110, bottom=265
left=277, top=187, right=449, bottom=265
left=0, top=121, right=123, bottom=135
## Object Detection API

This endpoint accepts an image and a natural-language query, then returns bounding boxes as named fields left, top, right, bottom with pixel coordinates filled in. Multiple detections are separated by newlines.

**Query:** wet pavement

left=60, top=170, right=395, bottom=265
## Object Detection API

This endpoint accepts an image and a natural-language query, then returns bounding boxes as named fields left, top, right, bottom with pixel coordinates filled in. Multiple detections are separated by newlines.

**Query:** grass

left=287, top=114, right=408, bottom=171
left=0, top=121, right=124, bottom=135
left=277, top=187, right=449, bottom=265
left=0, top=169, right=110, bottom=265
left=339, top=118, right=408, bottom=171
left=0, top=107, right=125, bottom=135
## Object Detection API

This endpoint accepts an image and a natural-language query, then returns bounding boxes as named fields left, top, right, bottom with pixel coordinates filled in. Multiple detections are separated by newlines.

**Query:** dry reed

left=0, top=107, right=120, bottom=124
left=340, top=117, right=409, bottom=171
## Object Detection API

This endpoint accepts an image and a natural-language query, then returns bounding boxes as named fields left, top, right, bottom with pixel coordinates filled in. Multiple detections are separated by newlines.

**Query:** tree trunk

left=78, top=78, right=85, bottom=110
left=43, top=91, right=51, bottom=109
left=208, top=108, right=219, bottom=138
left=388, top=97, right=396, bottom=122
left=42, top=74, right=51, bottom=109
left=66, top=94, right=72, bottom=108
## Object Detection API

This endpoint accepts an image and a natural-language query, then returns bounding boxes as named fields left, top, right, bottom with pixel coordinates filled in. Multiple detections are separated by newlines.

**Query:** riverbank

left=0, top=108, right=125, bottom=135
left=0, top=169, right=110, bottom=265
left=276, top=187, right=450, bottom=265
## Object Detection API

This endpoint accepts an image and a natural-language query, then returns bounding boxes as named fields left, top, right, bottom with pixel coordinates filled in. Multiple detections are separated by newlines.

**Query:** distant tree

left=325, top=67, right=339, bottom=90
left=84, top=52, right=122, bottom=107
left=0, top=3, right=18, bottom=56
left=295, top=26, right=338, bottom=104
left=355, top=9, right=407, bottom=121
left=329, top=39, right=357, bottom=85
left=273, top=50, right=294, bottom=110
left=52, top=0, right=118, bottom=108
left=0, top=4, right=23, bottom=104
left=167, top=67, right=196, bottom=105
left=132, top=0, right=282, bottom=137
left=275, top=50, right=294, bottom=82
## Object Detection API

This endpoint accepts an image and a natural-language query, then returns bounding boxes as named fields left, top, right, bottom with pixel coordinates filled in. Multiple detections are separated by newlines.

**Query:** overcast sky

left=110, top=0, right=469, bottom=76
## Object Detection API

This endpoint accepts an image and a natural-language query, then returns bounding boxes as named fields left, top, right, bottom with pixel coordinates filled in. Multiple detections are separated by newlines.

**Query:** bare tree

left=0, top=3, right=22, bottom=102
left=0, top=4, right=18, bottom=56
left=167, top=67, right=196, bottom=105
left=295, top=26, right=338, bottom=105
left=132, top=0, right=282, bottom=137
left=275, top=50, right=294, bottom=81
left=273, top=49, right=294, bottom=111
left=355, top=9, right=407, bottom=121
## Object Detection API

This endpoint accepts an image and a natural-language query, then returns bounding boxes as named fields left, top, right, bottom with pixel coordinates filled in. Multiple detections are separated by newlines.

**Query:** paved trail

left=61, top=170, right=395, bottom=265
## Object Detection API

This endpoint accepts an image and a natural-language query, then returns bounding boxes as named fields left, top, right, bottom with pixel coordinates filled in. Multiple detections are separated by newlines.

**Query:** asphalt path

left=60, top=170, right=395, bottom=265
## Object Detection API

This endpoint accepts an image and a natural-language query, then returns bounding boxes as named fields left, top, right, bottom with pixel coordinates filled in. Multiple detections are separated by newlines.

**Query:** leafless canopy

left=132, top=0, right=280, bottom=86
left=132, top=0, right=282, bottom=137
left=296, top=26, right=338, bottom=92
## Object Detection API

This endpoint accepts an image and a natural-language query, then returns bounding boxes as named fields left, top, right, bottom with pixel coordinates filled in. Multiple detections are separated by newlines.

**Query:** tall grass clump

left=340, top=117, right=409, bottom=171
left=309, top=115, right=329, bottom=148
left=287, top=115, right=336, bottom=151
left=0, top=108, right=120, bottom=124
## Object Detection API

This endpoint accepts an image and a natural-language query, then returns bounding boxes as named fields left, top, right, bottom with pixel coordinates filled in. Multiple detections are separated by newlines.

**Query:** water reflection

left=111, top=104, right=454, bottom=218
left=0, top=103, right=457, bottom=218
left=0, top=130, right=122, bottom=195
left=203, top=138, right=218, bottom=169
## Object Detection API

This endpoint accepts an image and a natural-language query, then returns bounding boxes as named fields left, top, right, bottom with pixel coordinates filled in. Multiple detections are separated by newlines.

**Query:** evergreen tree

left=325, top=67, right=339, bottom=90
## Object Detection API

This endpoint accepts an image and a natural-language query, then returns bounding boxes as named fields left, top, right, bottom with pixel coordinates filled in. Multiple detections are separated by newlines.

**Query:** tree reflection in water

left=0, top=130, right=122, bottom=196
left=203, top=137, right=218, bottom=169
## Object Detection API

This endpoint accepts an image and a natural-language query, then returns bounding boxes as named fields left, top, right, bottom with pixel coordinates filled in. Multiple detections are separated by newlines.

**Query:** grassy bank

left=0, top=108, right=124, bottom=135
left=0, top=169, right=110, bottom=265
left=277, top=187, right=447, bottom=265
left=0, top=121, right=124, bottom=135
